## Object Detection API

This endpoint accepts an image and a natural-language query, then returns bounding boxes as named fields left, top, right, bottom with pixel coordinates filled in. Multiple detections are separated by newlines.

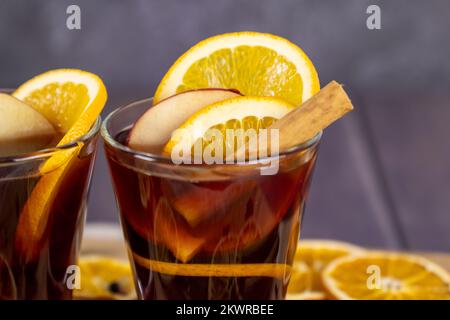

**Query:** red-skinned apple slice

left=0, top=93, right=56, bottom=157
left=128, top=88, right=241, bottom=153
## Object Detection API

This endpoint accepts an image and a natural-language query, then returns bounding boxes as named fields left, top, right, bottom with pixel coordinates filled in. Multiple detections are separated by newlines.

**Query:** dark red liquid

left=0, top=139, right=97, bottom=300
left=106, top=130, right=318, bottom=300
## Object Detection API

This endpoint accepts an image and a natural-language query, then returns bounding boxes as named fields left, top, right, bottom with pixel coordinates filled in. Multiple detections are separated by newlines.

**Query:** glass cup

left=0, top=89, right=100, bottom=300
left=102, top=98, right=321, bottom=300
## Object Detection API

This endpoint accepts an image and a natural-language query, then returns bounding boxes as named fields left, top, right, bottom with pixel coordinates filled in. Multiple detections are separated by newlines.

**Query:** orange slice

left=296, top=240, right=364, bottom=293
left=163, top=96, right=294, bottom=158
left=154, top=32, right=319, bottom=106
left=285, top=262, right=315, bottom=299
left=287, top=240, right=364, bottom=299
left=323, top=252, right=450, bottom=300
left=13, top=69, right=106, bottom=138
left=13, top=69, right=107, bottom=260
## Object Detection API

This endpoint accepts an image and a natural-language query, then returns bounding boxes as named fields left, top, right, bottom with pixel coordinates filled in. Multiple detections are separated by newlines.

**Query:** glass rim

left=0, top=116, right=102, bottom=165
left=101, top=97, right=322, bottom=166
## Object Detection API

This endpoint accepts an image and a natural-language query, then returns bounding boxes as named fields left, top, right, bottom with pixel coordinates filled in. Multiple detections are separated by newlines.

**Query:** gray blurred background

left=1, top=0, right=449, bottom=251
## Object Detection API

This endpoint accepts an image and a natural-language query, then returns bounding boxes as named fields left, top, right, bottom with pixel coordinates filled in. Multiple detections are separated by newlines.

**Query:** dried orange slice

left=323, top=252, right=450, bottom=300
left=154, top=32, right=319, bottom=106
left=285, top=262, right=319, bottom=300
left=287, top=240, right=363, bottom=299
left=296, top=240, right=363, bottom=293
left=74, top=256, right=135, bottom=300
left=13, top=69, right=107, bottom=260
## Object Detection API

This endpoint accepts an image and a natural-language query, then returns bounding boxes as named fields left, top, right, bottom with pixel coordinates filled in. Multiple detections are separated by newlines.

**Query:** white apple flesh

left=0, top=93, right=56, bottom=157
left=128, top=88, right=241, bottom=153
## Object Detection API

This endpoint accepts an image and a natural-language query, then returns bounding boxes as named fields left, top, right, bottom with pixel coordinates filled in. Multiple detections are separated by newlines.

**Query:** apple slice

left=162, top=179, right=255, bottom=227
left=0, top=93, right=56, bottom=157
left=128, top=88, right=241, bottom=153
left=202, top=170, right=305, bottom=253
left=153, top=198, right=205, bottom=263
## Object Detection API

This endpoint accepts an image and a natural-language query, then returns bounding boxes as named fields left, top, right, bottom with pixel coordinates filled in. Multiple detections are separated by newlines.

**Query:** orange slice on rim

left=13, top=69, right=107, bottom=260
left=154, top=31, right=320, bottom=106
left=163, top=96, right=294, bottom=158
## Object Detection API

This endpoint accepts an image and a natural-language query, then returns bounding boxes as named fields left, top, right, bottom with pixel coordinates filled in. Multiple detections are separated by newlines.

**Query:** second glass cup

left=102, top=98, right=321, bottom=299
left=0, top=116, right=100, bottom=300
